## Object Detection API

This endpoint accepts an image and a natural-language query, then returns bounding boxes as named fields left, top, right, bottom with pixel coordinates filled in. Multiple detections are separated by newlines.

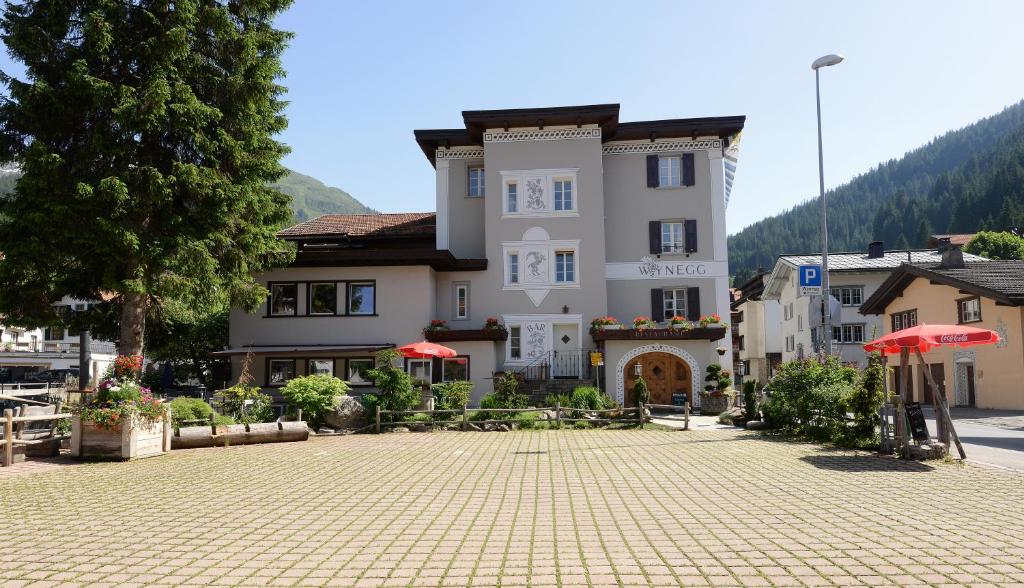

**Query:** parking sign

left=799, top=264, right=822, bottom=295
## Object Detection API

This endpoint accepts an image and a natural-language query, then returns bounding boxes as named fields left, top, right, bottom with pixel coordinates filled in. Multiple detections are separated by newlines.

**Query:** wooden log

left=685, top=402, right=690, bottom=430
left=555, top=402, right=561, bottom=429
left=914, top=348, right=964, bottom=458
left=375, top=406, right=381, bottom=434
left=171, top=421, right=309, bottom=449
left=461, top=405, right=468, bottom=432
left=638, top=402, right=644, bottom=429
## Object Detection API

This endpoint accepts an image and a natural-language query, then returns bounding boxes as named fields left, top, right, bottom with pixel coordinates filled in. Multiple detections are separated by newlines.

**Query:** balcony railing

left=0, top=341, right=117, bottom=354
left=510, top=349, right=595, bottom=381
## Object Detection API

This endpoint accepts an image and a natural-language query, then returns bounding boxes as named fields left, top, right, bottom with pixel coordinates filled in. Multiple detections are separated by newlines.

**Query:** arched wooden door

left=623, top=352, right=692, bottom=405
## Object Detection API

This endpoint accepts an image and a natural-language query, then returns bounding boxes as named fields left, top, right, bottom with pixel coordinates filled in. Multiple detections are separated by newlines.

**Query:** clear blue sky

left=4, top=1, right=1024, bottom=235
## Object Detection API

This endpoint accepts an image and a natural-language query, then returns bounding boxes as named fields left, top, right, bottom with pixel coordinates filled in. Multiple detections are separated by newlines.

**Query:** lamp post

left=812, top=53, right=844, bottom=356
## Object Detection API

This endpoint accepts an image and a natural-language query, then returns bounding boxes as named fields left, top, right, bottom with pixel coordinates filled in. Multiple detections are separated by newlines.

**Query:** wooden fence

left=374, top=402, right=690, bottom=433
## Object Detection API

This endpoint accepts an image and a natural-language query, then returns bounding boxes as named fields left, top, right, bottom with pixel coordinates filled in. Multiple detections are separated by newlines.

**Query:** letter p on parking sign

left=799, top=265, right=822, bottom=295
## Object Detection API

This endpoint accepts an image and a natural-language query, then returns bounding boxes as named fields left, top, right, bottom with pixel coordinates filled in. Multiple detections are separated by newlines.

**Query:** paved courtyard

left=2, top=430, right=1024, bottom=587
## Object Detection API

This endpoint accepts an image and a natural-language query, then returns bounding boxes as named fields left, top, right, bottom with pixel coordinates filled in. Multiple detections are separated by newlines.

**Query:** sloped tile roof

left=918, top=260, right=1024, bottom=300
left=277, top=213, right=435, bottom=238
left=778, top=249, right=987, bottom=271
left=860, top=260, right=1024, bottom=314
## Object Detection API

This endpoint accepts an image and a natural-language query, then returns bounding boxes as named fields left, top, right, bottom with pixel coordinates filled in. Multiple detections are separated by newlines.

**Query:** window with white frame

left=553, top=179, right=573, bottom=211
left=659, top=156, right=681, bottom=187
left=508, top=253, right=519, bottom=285
left=407, top=359, right=431, bottom=385
left=505, top=181, right=518, bottom=213
left=829, top=286, right=863, bottom=307
left=958, top=297, right=981, bottom=323
left=661, top=222, right=683, bottom=253
left=509, top=326, right=522, bottom=360
left=797, top=314, right=803, bottom=332
left=346, top=358, right=374, bottom=386
left=454, top=284, right=469, bottom=320
left=892, top=309, right=918, bottom=332
left=663, top=288, right=688, bottom=321
left=468, top=167, right=484, bottom=197
left=555, top=251, right=575, bottom=283
left=832, top=324, right=865, bottom=344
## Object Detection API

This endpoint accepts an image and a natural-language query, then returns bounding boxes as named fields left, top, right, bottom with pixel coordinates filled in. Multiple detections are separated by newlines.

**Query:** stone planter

left=699, top=392, right=730, bottom=415
left=71, top=414, right=171, bottom=461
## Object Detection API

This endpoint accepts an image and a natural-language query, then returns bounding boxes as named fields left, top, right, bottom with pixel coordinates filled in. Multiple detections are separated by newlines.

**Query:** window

left=892, top=309, right=918, bottom=332
left=659, top=156, right=681, bottom=187
left=958, top=297, right=981, bottom=323
left=348, top=282, right=375, bottom=315
left=407, top=359, right=431, bottom=385
left=308, top=282, right=337, bottom=315
left=268, top=359, right=295, bottom=386
left=738, top=336, right=745, bottom=351
left=797, top=314, right=803, bottom=332
left=555, top=251, right=575, bottom=283
left=508, top=253, right=519, bottom=285
left=554, top=179, right=573, bottom=211
left=661, top=222, right=683, bottom=253
left=346, top=358, right=374, bottom=386
left=509, top=326, right=522, bottom=360
left=832, top=324, right=865, bottom=344
left=468, top=167, right=485, bottom=197
left=455, top=284, right=469, bottom=320
left=270, top=283, right=298, bottom=316
left=308, top=359, right=334, bottom=376
left=829, top=286, right=864, bottom=307
left=506, top=182, right=518, bottom=212
left=442, top=357, right=469, bottom=382
left=663, top=288, right=688, bottom=321
left=785, top=335, right=795, bottom=352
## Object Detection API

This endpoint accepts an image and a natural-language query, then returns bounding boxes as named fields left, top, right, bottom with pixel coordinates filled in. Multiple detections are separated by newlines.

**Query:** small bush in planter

left=704, top=364, right=731, bottom=394
left=280, top=374, right=350, bottom=427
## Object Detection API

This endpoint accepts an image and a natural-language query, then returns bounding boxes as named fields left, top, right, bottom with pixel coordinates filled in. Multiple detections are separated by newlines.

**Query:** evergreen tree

left=0, top=1, right=295, bottom=355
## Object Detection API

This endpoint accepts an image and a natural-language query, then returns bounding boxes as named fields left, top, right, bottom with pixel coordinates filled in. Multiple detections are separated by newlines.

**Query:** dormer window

left=468, top=167, right=485, bottom=197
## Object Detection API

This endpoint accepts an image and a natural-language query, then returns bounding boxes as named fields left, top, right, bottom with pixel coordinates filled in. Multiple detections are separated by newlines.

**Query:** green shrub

left=762, top=356, right=858, bottom=435
left=849, top=354, right=886, bottom=442
left=493, top=371, right=528, bottom=409
left=432, top=380, right=473, bottom=411
left=742, top=380, right=758, bottom=421
left=718, top=410, right=734, bottom=425
left=632, top=377, right=650, bottom=406
left=569, top=386, right=616, bottom=411
left=213, top=383, right=275, bottom=424
left=544, top=393, right=570, bottom=408
left=514, top=411, right=541, bottom=429
left=168, top=397, right=234, bottom=428
left=280, top=374, right=350, bottom=426
left=704, top=364, right=732, bottom=393
left=362, top=349, right=420, bottom=417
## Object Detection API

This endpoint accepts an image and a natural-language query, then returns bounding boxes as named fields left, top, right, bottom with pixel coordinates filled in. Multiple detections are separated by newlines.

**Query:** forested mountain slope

left=729, top=100, right=1024, bottom=282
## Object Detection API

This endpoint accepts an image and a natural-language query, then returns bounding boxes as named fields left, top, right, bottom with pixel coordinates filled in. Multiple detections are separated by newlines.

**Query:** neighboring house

left=0, top=296, right=117, bottom=386
left=927, top=233, right=975, bottom=248
left=731, top=271, right=782, bottom=384
left=860, top=249, right=1024, bottom=410
left=221, top=103, right=745, bottom=409
left=762, top=241, right=988, bottom=367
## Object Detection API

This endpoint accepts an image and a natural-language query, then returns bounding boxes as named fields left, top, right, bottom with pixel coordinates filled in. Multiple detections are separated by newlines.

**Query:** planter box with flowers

left=592, top=314, right=728, bottom=342
left=589, top=316, right=623, bottom=333
left=424, top=317, right=509, bottom=342
left=70, top=355, right=171, bottom=460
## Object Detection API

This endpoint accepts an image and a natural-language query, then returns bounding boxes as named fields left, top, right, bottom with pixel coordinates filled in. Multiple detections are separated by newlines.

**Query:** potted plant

left=632, top=316, right=656, bottom=330
left=699, top=313, right=728, bottom=328
left=423, top=319, right=449, bottom=335
left=700, top=364, right=733, bottom=414
left=589, top=316, right=621, bottom=332
left=483, top=317, right=508, bottom=336
left=668, top=316, right=693, bottom=330
left=70, top=355, right=171, bottom=460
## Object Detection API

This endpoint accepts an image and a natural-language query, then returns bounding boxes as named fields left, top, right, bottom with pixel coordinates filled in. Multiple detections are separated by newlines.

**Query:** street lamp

left=812, top=53, right=844, bottom=356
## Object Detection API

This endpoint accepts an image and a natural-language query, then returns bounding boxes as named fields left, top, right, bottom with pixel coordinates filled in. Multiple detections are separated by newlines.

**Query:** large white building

left=220, top=104, right=745, bottom=409
left=762, top=242, right=987, bottom=366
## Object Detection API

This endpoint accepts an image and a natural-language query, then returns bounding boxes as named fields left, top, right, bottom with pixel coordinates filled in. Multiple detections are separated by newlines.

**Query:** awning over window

left=211, top=344, right=393, bottom=357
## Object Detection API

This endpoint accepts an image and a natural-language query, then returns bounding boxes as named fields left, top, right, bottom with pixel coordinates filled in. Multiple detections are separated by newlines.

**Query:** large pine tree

left=0, top=0, right=295, bottom=355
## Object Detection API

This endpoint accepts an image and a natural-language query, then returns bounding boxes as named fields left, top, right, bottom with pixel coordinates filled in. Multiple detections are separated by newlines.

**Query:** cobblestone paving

left=2, top=430, right=1024, bottom=587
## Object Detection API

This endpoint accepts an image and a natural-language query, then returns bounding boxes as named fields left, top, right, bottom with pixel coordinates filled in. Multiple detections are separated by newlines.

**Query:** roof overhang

left=761, top=259, right=796, bottom=301
left=462, top=103, right=621, bottom=143
left=212, top=344, right=393, bottom=357
left=292, top=247, right=487, bottom=272
left=860, top=264, right=1022, bottom=315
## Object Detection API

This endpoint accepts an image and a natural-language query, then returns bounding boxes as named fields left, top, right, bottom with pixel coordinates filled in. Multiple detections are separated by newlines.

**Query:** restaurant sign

left=605, top=257, right=728, bottom=280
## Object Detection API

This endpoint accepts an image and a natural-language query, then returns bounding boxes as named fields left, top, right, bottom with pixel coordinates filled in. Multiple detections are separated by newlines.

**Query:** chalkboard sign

left=905, top=402, right=930, bottom=442
left=672, top=393, right=687, bottom=407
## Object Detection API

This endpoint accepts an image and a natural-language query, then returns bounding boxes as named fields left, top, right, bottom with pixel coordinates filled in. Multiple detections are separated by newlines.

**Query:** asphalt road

left=924, top=407, right=1024, bottom=472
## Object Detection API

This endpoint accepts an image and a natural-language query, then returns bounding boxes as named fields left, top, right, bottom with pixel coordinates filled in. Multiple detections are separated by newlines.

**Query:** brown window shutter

left=650, top=288, right=664, bottom=320
left=686, top=287, right=701, bottom=321
left=684, top=219, right=697, bottom=253
left=682, top=153, right=695, bottom=186
left=646, top=155, right=659, bottom=188
left=649, top=221, right=662, bottom=255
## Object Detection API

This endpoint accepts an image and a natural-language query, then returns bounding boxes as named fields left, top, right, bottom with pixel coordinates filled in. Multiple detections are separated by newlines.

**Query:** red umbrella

left=863, top=324, right=1001, bottom=355
left=397, top=341, right=457, bottom=359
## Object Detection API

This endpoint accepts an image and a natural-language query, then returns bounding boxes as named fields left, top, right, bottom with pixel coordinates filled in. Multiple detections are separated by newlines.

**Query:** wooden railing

left=374, top=402, right=690, bottom=433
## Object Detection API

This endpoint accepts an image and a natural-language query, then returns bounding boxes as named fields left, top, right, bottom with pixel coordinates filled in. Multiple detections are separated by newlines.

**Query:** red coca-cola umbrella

left=397, top=341, right=457, bottom=359
left=863, top=324, right=1001, bottom=355
left=863, top=324, right=1000, bottom=460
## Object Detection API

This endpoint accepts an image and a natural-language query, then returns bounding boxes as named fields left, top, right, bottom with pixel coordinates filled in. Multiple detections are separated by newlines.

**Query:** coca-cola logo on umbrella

left=939, top=334, right=970, bottom=343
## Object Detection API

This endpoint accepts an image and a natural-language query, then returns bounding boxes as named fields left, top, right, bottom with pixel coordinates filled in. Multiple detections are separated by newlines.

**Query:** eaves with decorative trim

left=483, top=128, right=601, bottom=143
left=602, top=139, right=722, bottom=155
left=435, top=147, right=485, bottom=160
